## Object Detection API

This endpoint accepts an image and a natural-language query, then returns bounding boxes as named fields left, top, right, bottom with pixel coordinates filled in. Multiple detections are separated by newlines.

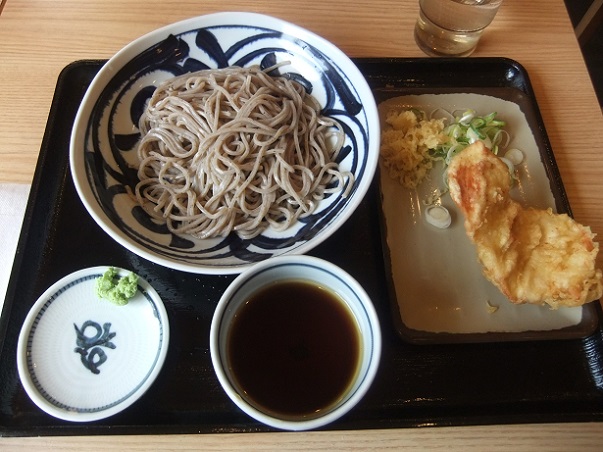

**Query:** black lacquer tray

left=1, top=58, right=603, bottom=437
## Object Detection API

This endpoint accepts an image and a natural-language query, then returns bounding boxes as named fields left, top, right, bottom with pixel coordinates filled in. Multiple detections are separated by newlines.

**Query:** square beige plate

left=378, top=90, right=599, bottom=344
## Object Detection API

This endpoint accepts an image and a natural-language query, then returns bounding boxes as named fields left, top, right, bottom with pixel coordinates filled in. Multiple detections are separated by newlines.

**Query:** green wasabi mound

left=96, top=267, right=139, bottom=306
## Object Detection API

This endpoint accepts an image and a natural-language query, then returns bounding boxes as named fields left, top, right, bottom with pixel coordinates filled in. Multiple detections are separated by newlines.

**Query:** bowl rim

left=69, top=12, right=380, bottom=275
left=209, top=255, right=382, bottom=431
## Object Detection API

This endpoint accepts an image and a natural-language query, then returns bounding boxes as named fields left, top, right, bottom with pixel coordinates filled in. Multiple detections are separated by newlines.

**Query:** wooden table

left=2, top=0, right=603, bottom=449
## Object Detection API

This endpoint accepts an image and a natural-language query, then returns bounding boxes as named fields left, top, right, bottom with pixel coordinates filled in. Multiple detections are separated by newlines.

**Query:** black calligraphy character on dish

left=74, top=320, right=116, bottom=374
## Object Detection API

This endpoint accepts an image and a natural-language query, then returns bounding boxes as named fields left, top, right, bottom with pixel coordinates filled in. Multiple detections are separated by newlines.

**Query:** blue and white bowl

left=70, top=12, right=380, bottom=274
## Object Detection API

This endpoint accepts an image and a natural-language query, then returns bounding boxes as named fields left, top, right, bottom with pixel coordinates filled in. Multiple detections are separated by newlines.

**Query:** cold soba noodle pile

left=135, top=65, right=352, bottom=239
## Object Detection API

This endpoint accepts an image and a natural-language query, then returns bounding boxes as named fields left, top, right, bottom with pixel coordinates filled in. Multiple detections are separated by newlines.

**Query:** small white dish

left=16, top=266, right=169, bottom=422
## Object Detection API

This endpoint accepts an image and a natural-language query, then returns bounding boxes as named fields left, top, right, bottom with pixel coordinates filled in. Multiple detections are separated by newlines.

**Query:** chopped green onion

left=430, top=111, right=515, bottom=166
left=504, top=148, right=524, bottom=165
left=410, top=107, right=426, bottom=120
left=483, top=112, right=497, bottom=123
left=499, top=157, right=516, bottom=175
left=457, top=109, right=476, bottom=124
left=471, top=117, right=486, bottom=129
left=425, top=205, right=452, bottom=229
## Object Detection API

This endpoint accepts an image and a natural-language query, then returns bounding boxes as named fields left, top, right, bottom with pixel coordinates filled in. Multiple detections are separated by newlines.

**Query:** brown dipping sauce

left=227, top=279, right=361, bottom=420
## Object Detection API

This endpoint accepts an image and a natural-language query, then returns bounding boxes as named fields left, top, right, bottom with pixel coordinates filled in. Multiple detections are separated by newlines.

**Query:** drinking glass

left=415, top=0, right=503, bottom=57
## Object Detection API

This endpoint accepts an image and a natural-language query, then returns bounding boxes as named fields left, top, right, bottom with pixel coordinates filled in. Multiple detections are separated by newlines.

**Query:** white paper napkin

left=0, top=183, right=31, bottom=314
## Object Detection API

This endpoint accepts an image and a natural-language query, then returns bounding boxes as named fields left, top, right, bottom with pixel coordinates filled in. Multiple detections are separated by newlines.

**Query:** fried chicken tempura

left=447, top=141, right=603, bottom=309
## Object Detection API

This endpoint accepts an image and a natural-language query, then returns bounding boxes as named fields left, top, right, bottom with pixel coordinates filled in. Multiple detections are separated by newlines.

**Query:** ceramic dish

left=16, top=266, right=169, bottom=422
left=378, top=92, right=599, bottom=343
left=210, top=255, right=381, bottom=431
left=69, top=12, right=380, bottom=275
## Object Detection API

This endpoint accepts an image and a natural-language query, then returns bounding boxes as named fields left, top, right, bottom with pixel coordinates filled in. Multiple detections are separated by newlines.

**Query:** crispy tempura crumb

left=380, top=110, right=447, bottom=188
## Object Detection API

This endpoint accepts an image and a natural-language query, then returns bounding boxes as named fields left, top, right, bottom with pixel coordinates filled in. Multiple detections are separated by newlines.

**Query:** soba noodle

left=134, top=65, right=353, bottom=239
